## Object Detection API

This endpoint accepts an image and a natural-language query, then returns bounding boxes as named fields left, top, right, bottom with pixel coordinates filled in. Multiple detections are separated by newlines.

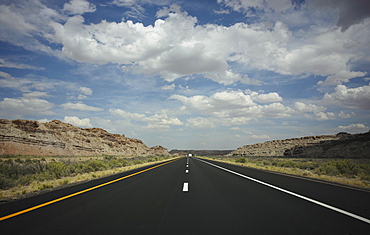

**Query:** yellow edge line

left=0, top=158, right=180, bottom=221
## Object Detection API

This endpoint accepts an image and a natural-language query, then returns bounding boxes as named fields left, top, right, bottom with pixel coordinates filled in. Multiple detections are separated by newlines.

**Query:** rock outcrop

left=229, top=131, right=370, bottom=158
left=0, top=119, right=169, bottom=156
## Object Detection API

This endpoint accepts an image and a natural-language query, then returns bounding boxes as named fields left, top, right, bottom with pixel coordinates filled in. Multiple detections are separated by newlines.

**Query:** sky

left=0, top=0, right=370, bottom=150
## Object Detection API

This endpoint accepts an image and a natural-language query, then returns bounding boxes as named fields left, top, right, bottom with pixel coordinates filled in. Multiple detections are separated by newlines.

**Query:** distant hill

left=229, top=131, right=370, bottom=158
left=169, top=149, right=233, bottom=156
left=0, top=119, right=169, bottom=157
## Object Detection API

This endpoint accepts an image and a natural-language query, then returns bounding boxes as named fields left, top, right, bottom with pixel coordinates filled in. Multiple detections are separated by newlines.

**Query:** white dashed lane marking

left=183, top=182, right=189, bottom=192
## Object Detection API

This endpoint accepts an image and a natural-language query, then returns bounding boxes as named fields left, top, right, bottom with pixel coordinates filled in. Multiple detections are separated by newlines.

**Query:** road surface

left=1, top=157, right=369, bottom=234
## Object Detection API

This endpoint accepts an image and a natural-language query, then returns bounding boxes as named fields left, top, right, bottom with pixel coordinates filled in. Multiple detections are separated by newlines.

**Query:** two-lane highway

left=1, top=157, right=369, bottom=234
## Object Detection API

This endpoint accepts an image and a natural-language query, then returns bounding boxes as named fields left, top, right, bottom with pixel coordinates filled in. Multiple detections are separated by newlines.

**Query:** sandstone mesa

left=0, top=119, right=169, bottom=157
left=229, top=131, right=370, bottom=158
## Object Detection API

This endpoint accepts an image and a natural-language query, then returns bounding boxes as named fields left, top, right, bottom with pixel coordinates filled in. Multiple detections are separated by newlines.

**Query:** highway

left=1, top=157, right=369, bottom=234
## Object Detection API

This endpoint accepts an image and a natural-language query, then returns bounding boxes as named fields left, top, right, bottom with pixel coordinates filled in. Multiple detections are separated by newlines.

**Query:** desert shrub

left=70, top=162, right=93, bottom=174
left=235, top=157, right=246, bottom=163
left=0, top=155, right=173, bottom=191
left=39, top=184, right=53, bottom=190
left=86, top=160, right=108, bottom=171
left=315, top=160, right=360, bottom=177
left=276, top=160, right=297, bottom=168
left=335, top=160, right=359, bottom=176
left=47, top=161, right=68, bottom=179
left=0, top=173, right=14, bottom=189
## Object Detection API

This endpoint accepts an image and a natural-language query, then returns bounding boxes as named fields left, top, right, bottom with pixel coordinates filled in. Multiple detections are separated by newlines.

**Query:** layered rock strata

left=0, top=119, right=169, bottom=156
left=229, top=132, right=370, bottom=158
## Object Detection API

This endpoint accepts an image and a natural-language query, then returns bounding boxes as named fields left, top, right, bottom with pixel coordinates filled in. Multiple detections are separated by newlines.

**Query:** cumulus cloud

left=293, top=102, right=326, bottom=113
left=110, top=108, right=183, bottom=129
left=248, top=91, right=283, bottom=103
left=338, top=111, right=354, bottom=119
left=0, top=96, right=55, bottom=118
left=63, top=116, right=92, bottom=127
left=323, top=84, right=370, bottom=110
left=205, top=70, right=262, bottom=85
left=1, top=1, right=364, bottom=86
left=61, top=102, right=103, bottom=111
left=170, top=91, right=255, bottom=117
left=170, top=90, right=291, bottom=119
left=79, top=87, right=92, bottom=96
left=162, top=84, right=176, bottom=90
left=335, top=123, right=369, bottom=133
left=293, top=101, right=335, bottom=121
left=186, top=117, right=216, bottom=129
left=63, top=0, right=96, bottom=15
left=110, top=108, right=146, bottom=119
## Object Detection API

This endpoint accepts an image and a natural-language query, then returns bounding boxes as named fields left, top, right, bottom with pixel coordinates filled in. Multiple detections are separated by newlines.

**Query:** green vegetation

left=205, top=156, right=370, bottom=189
left=0, top=155, right=174, bottom=191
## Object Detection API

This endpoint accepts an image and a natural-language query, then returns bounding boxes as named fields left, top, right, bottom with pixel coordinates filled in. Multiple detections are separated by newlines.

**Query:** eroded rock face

left=0, top=119, right=169, bottom=157
left=229, top=132, right=370, bottom=158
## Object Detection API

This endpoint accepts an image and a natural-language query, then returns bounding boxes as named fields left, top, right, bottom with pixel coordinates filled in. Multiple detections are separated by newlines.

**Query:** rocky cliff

left=229, top=131, right=370, bottom=158
left=0, top=119, right=169, bottom=157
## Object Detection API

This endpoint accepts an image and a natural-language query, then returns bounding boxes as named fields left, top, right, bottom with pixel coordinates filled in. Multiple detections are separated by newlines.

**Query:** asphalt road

left=1, top=157, right=369, bottom=234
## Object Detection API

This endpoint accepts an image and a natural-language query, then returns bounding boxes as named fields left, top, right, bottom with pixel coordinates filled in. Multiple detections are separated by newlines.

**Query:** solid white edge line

left=196, top=158, right=370, bottom=225
left=183, top=182, right=189, bottom=192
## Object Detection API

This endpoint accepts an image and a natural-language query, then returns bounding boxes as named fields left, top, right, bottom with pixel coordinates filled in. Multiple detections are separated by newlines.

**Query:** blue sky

left=1, top=0, right=370, bottom=150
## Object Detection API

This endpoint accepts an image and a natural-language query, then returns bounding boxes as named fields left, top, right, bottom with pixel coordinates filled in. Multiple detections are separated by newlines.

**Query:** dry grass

left=0, top=157, right=176, bottom=201
left=201, top=157, right=370, bottom=190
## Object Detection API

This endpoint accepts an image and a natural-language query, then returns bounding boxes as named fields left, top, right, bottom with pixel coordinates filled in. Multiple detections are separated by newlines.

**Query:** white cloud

left=61, top=102, right=103, bottom=111
left=0, top=4, right=36, bottom=36
left=249, top=91, right=283, bottom=103
left=293, top=101, right=335, bottom=121
left=323, top=84, right=370, bottom=110
left=1, top=0, right=368, bottom=88
left=79, top=87, right=92, bottom=95
left=217, top=0, right=292, bottom=14
left=335, top=123, right=369, bottom=133
left=63, top=0, right=96, bottom=15
left=170, top=90, right=291, bottom=119
left=0, top=1, right=62, bottom=54
left=0, top=58, right=44, bottom=70
left=294, top=102, right=326, bottom=113
left=0, top=72, right=87, bottom=100
left=0, top=96, right=55, bottom=118
left=305, top=111, right=336, bottom=121
left=38, top=119, right=50, bottom=123
left=338, top=111, right=354, bottom=119
left=251, top=134, right=271, bottom=140
left=186, top=117, right=216, bottom=129
left=110, top=108, right=146, bottom=119
left=22, top=91, right=49, bottom=98
left=110, top=108, right=183, bottom=128
left=205, top=70, right=262, bottom=85
left=161, top=84, right=176, bottom=90
left=142, top=113, right=183, bottom=126
left=318, top=70, right=367, bottom=86
left=63, top=116, right=92, bottom=127
left=170, top=90, right=255, bottom=117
